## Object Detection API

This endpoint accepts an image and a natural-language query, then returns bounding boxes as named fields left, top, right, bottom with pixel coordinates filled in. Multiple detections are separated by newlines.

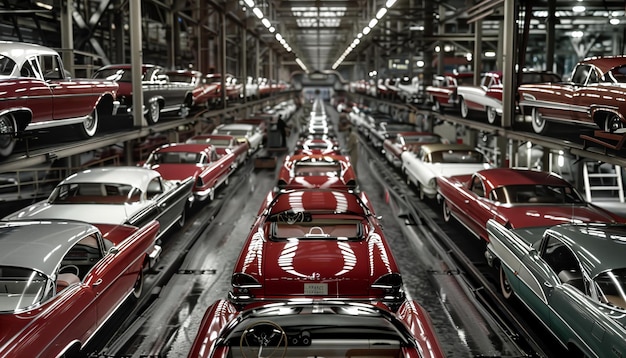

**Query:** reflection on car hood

left=503, top=205, right=618, bottom=228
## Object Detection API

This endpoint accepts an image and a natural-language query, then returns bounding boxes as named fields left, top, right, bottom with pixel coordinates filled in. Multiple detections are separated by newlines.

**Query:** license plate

left=304, top=283, right=328, bottom=295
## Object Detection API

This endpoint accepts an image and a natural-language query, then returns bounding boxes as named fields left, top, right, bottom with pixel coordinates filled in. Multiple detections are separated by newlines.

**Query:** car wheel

left=132, top=266, right=144, bottom=299
left=531, top=107, right=548, bottom=134
left=486, top=106, right=497, bottom=124
left=146, top=100, right=161, bottom=124
left=459, top=97, right=469, bottom=118
left=433, top=99, right=442, bottom=113
left=78, top=108, right=99, bottom=138
left=442, top=200, right=452, bottom=222
left=177, top=207, right=186, bottom=228
left=604, top=113, right=624, bottom=133
left=500, top=264, right=513, bottom=299
left=0, top=113, right=17, bottom=158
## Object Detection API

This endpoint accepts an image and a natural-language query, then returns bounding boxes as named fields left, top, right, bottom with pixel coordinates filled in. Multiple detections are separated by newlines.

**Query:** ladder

left=582, top=162, right=624, bottom=203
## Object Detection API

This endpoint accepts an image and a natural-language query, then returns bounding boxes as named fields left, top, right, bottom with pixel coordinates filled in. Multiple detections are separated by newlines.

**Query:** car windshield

left=293, top=161, right=341, bottom=177
left=402, top=135, right=441, bottom=144
left=595, top=268, right=626, bottom=310
left=222, top=305, right=408, bottom=355
left=0, top=56, right=16, bottom=76
left=148, top=151, right=201, bottom=164
left=216, top=129, right=249, bottom=137
left=604, top=65, right=626, bottom=84
left=493, top=184, right=585, bottom=204
left=49, top=182, right=141, bottom=204
left=188, top=138, right=231, bottom=146
left=432, top=150, right=486, bottom=164
left=93, top=68, right=132, bottom=82
left=0, top=266, right=49, bottom=312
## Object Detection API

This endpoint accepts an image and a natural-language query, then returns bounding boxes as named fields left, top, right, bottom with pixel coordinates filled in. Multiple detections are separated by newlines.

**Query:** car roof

left=0, top=220, right=99, bottom=276
left=61, top=166, right=161, bottom=190
left=418, top=143, right=476, bottom=153
left=546, top=223, right=626, bottom=277
left=476, top=168, right=569, bottom=189
left=0, top=41, right=58, bottom=63
left=580, top=55, right=626, bottom=75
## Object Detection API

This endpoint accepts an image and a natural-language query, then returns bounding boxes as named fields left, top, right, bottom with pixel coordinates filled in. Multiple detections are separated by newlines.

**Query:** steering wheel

left=239, top=320, right=287, bottom=358
left=278, top=211, right=303, bottom=225
left=60, top=265, right=80, bottom=276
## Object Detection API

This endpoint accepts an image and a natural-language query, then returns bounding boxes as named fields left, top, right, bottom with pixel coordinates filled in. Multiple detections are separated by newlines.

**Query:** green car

left=486, top=219, right=626, bottom=357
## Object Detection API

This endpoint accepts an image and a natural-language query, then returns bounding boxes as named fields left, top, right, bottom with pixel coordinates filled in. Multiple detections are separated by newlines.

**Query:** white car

left=3, top=167, right=194, bottom=240
left=212, top=122, right=264, bottom=154
left=402, top=143, right=492, bottom=200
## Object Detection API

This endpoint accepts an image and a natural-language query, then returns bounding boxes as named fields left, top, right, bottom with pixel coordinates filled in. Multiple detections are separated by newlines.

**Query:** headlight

left=428, top=178, right=437, bottom=188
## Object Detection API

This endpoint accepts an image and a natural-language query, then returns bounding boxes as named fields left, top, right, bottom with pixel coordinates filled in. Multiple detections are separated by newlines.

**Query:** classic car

left=203, top=73, right=243, bottom=104
left=359, top=111, right=395, bottom=139
left=0, top=219, right=160, bottom=357
left=4, top=167, right=194, bottom=240
left=293, top=137, right=341, bottom=155
left=369, top=120, right=420, bottom=149
left=186, top=134, right=249, bottom=168
left=0, top=41, right=119, bottom=157
left=486, top=220, right=626, bottom=358
left=437, top=168, right=624, bottom=242
left=401, top=143, right=492, bottom=200
left=244, top=76, right=260, bottom=99
left=425, top=72, right=473, bottom=113
left=229, top=189, right=404, bottom=310
left=276, top=153, right=357, bottom=190
left=93, top=63, right=195, bottom=124
left=188, top=300, right=445, bottom=358
left=212, top=123, right=264, bottom=154
left=166, top=69, right=218, bottom=109
left=517, top=56, right=626, bottom=134
left=383, top=77, right=401, bottom=100
left=457, top=70, right=562, bottom=124
left=382, top=131, right=442, bottom=167
left=142, top=143, right=236, bottom=202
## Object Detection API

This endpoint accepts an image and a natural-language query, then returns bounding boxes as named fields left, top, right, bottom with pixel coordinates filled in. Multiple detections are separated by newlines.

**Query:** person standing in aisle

left=277, top=114, right=288, bottom=147
left=347, top=125, right=359, bottom=175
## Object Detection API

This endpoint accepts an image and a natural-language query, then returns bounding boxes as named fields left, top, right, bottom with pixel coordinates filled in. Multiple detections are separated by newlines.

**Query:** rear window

left=0, top=266, right=49, bottom=312
left=0, top=56, right=16, bottom=76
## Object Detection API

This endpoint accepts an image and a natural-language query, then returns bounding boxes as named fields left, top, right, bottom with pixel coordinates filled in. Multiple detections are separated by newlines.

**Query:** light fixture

left=368, top=18, right=378, bottom=28
left=261, top=18, right=271, bottom=28
left=416, top=60, right=425, bottom=67
left=571, top=30, right=584, bottom=38
left=36, top=1, right=53, bottom=10
left=386, top=0, right=397, bottom=7
left=269, top=26, right=275, bottom=32
left=376, top=8, right=387, bottom=19
left=572, top=5, right=585, bottom=13
left=363, top=26, right=371, bottom=35
left=485, top=51, right=496, bottom=57
left=252, top=7, right=263, bottom=19
left=610, top=18, right=620, bottom=25
left=244, top=0, right=255, bottom=8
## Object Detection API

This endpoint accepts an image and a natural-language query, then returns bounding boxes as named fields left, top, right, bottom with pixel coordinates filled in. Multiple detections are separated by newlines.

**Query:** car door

left=39, top=54, right=92, bottom=121
left=571, top=65, right=602, bottom=124
left=463, top=176, right=493, bottom=237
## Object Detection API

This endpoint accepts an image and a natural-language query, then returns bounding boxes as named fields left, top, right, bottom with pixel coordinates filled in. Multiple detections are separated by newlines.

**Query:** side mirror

left=107, top=246, right=119, bottom=255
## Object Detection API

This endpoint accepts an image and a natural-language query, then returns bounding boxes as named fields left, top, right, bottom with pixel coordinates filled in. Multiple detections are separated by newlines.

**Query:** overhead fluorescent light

left=253, top=7, right=263, bottom=19
left=376, top=8, right=387, bottom=19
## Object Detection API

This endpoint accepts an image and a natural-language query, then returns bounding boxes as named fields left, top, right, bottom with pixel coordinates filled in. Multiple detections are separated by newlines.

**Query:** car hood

left=501, top=204, right=619, bottom=228
left=4, top=201, right=135, bottom=225
left=149, top=165, right=199, bottom=181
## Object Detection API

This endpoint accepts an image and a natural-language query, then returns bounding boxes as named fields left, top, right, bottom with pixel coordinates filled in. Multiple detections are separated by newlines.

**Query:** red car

left=188, top=300, right=445, bottom=358
left=518, top=56, right=626, bottom=134
left=166, top=69, right=218, bottom=109
left=456, top=71, right=504, bottom=123
left=143, top=143, right=236, bottom=202
left=426, top=72, right=473, bottom=113
left=186, top=134, right=249, bottom=169
left=229, top=189, right=404, bottom=310
left=0, top=41, right=119, bottom=157
left=382, top=131, right=442, bottom=167
left=276, top=153, right=357, bottom=190
left=0, top=219, right=160, bottom=357
left=437, top=168, right=624, bottom=242
left=93, top=64, right=195, bottom=124
left=204, top=73, right=243, bottom=103
left=293, top=137, right=341, bottom=155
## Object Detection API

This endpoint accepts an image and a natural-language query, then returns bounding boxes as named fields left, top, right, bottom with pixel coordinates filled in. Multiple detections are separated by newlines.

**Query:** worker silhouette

left=277, top=115, right=288, bottom=147
left=346, top=126, right=359, bottom=174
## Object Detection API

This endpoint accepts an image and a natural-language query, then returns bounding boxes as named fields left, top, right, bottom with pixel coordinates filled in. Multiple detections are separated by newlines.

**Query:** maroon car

left=0, top=219, right=160, bottom=357
left=166, top=69, right=218, bottom=109
left=142, top=143, right=236, bottom=202
left=186, top=134, right=249, bottom=169
left=293, top=137, right=341, bottom=155
left=0, top=41, right=119, bottom=157
left=426, top=72, right=473, bottom=113
left=229, top=189, right=404, bottom=310
left=276, top=153, right=357, bottom=190
left=438, top=168, right=625, bottom=241
left=188, top=300, right=445, bottom=358
left=518, top=56, right=626, bottom=134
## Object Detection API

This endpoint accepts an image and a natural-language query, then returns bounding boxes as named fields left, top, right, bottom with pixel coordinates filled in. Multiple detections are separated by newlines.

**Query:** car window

left=542, top=235, right=586, bottom=293
left=60, top=234, right=103, bottom=281
left=499, top=184, right=584, bottom=204
left=50, top=183, right=136, bottom=204
left=571, top=65, right=591, bottom=85
left=271, top=220, right=363, bottom=241
left=594, top=268, right=626, bottom=310
left=470, top=177, right=485, bottom=197
left=146, top=178, right=163, bottom=199
left=40, top=54, right=64, bottom=80
left=0, top=266, right=49, bottom=311
left=0, top=55, right=16, bottom=76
